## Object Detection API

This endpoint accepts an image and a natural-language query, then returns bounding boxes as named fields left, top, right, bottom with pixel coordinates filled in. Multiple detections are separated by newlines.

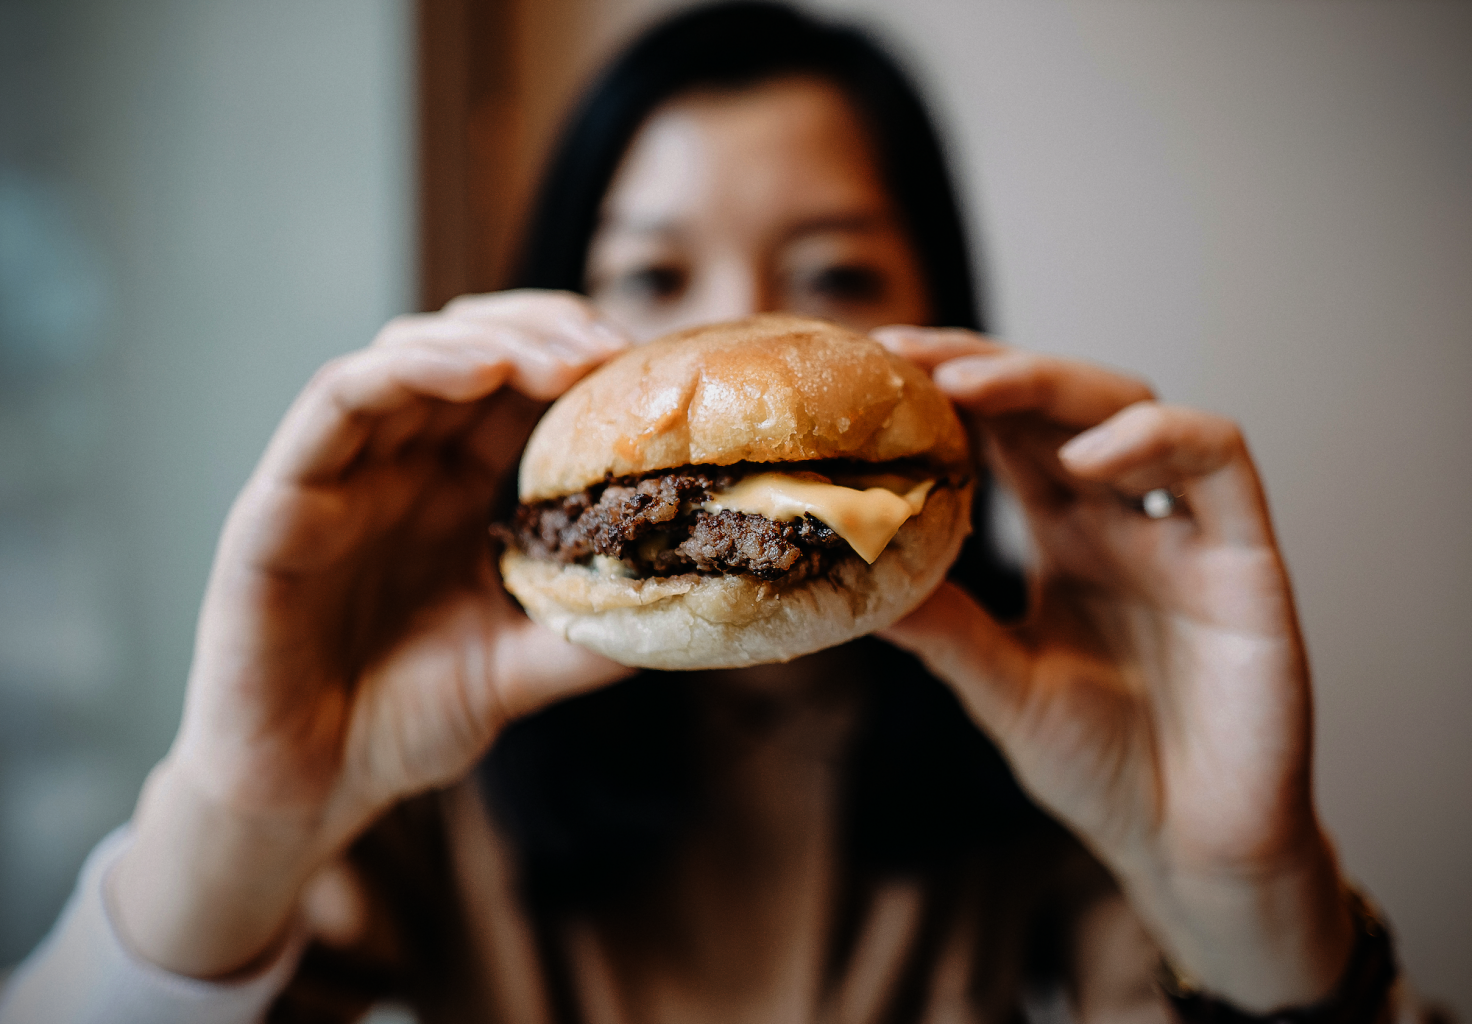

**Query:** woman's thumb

left=877, top=581, right=1031, bottom=738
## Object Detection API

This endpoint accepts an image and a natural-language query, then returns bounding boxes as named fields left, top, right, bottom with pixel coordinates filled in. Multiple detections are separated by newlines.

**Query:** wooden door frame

left=416, top=0, right=518, bottom=311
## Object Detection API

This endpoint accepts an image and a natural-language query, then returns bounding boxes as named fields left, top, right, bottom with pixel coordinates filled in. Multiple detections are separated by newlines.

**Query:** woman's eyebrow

left=596, top=215, right=686, bottom=238
left=781, top=211, right=889, bottom=240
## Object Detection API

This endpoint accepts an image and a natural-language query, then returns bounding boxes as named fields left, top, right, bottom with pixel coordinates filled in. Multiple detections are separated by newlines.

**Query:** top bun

left=519, top=314, right=969, bottom=502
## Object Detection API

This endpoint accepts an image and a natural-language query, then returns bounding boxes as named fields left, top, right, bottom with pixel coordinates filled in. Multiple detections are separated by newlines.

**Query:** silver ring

left=1140, top=487, right=1180, bottom=519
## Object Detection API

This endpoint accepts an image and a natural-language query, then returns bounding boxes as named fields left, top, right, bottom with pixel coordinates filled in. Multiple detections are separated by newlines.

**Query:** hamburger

left=497, top=313, right=973, bottom=670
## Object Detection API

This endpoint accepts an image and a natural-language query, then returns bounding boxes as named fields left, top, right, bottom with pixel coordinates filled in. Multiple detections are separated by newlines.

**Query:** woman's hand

left=112, top=291, right=636, bottom=979
left=872, top=327, right=1354, bottom=1012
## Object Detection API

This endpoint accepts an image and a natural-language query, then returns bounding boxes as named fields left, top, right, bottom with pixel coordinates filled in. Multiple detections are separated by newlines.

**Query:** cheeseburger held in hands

left=497, top=314, right=972, bottom=670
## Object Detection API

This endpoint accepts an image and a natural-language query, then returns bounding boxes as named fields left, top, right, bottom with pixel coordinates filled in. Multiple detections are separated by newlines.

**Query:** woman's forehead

left=599, top=76, right=891, bottom=233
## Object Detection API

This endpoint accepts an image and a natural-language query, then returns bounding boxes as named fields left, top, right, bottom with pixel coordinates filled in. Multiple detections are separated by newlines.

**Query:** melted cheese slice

left=703, top=472, right=934, bottom=564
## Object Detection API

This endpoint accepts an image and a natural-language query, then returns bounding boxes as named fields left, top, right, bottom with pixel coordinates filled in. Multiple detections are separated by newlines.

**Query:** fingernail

left=1060, top=427, right=1113, bottom=462
left=934, top=360, right=985, bottom=387
left=588, top=319, right=631, bottom=350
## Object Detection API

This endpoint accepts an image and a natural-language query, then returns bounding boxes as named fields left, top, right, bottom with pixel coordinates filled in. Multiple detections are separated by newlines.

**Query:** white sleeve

left=0, top=826, right=305, bottom=1024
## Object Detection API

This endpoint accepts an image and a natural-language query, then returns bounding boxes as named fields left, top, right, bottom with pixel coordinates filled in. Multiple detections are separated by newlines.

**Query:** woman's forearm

left=1115, top=822, right=1357, bottom=1012
left=0, top=824, right=301, bottom=1024
left=109, top=758, right=325, bottom=980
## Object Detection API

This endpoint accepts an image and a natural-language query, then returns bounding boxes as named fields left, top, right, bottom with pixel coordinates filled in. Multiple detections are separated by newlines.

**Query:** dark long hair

left=484, top=0, right=1044, bottom=894
left=266, top=9, right=1084, bottom=1022
left=479, top=3, right=1067, bottom=1018
left=511, top=0, right=982, bottom=332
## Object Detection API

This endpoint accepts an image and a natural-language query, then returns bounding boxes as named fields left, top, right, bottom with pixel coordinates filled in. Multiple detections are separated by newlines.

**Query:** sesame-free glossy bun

left=518, top=313, right=969, bottom=502
left=501, top=481, right=972, bottom=670
left=503, top=314, right=974, bottom=669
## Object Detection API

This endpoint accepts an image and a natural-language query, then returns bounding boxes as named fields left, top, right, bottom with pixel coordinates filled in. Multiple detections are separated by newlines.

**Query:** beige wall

left=2, top=0, right=1466, bottom=1012
left=816, top=2, right=1472, bottom=1008
left=537, top=0, right=1472, bottom=1009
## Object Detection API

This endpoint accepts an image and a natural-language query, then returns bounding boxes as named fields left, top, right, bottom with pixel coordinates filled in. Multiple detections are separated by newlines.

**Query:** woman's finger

left=463, top=325, right=611, bottom=392
left=264, top=323, right=622, bottom=488
left=373, top=313, right=512, bottom=350
left=379, top=315, right=622, bottom=401
left=376, top=302, right=629, bottom=373
left=878, top=581, right=1033, bottom=743
left=1058, top=401, right=1272, bottom=546
left=373, top=317, right=601, bottom=389
left=488, top=616, right=639, bottom=725
left=462, top=390, right=547, bottom=485
left=362, top=399, right=437, bottom=464
left=869, top=325, right=1005, bottom=370
left=442, top=289, right=631, bottom=357
left=386, top=397, right=483, bottom=457
left=472, top=552, right=639, bottom=725
left=981, top=414, right=1092, bottom=515
left=935, top=351, right=1153, bottom=428
left=259, top=344, right=515, bottom=486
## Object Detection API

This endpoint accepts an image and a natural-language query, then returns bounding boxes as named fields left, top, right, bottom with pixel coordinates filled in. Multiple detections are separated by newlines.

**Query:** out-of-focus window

left=0, top=0, right=413, bottom=965
left=0, top=5, right=133, bottom=964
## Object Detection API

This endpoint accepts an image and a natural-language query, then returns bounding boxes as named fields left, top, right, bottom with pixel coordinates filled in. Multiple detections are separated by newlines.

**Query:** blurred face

left=587, top=75, right=931, bottom=341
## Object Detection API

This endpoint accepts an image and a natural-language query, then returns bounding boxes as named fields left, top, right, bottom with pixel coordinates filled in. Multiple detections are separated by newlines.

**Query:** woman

left=0, top=3, right=1415, bottom=1022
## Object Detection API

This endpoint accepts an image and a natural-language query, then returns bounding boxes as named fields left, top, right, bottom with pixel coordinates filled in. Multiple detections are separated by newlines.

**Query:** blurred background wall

left=1, top=0, right=1468, bottom=1014
left=0, top=0, right=413, bottom=967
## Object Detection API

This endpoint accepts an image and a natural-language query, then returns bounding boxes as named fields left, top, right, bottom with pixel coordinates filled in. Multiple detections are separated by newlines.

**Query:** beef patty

left=498, top=466, right=852, bottom=581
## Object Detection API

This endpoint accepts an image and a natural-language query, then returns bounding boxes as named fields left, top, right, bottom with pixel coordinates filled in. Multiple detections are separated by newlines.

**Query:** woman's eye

left=617, top=265, right=687, bottom=302
left=805, top=264, right=886, bottom=303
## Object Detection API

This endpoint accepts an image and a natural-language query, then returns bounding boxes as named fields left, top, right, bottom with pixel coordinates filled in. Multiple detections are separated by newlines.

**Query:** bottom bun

left=500, top=481, right=972, bottom=670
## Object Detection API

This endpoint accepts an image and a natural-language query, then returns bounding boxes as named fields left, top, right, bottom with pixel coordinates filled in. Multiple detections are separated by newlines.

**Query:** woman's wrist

left=1161, top=888, right=1398, bottom=1022
left=110, top=757, right=329, bottom=979
left=1116, top=826, right=1357, bottom=1013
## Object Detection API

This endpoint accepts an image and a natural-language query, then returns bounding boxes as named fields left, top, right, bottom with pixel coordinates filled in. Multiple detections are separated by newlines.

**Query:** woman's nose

left=696, top=261, right=778, bottom=322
